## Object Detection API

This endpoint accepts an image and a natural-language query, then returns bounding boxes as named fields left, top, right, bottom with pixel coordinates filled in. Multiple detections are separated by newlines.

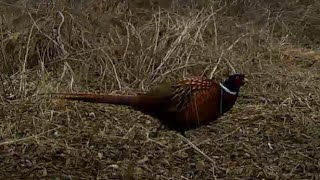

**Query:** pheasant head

left=219, top=74, right=246, bottom=115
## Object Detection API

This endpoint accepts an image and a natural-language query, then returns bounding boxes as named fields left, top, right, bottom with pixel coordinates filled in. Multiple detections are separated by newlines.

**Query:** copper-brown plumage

left=51, top=74, right=246, bottom=132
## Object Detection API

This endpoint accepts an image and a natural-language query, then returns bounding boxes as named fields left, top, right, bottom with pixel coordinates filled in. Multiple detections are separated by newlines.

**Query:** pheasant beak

left=242, top=78, right=248, bottom=85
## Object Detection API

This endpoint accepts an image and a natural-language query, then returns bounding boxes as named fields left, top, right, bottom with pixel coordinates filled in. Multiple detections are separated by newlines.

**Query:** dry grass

left=1, top=0, right=320, bottom=179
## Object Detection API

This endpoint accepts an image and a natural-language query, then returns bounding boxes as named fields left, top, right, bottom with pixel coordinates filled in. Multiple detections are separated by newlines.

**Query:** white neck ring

left=220, top=83, right=237, bottom=95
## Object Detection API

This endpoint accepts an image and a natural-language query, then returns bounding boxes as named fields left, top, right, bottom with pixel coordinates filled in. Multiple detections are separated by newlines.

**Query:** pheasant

left=51, top=74, right=246, bottom=132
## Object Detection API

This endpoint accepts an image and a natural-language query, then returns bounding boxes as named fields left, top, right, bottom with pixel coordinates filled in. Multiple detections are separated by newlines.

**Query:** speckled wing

left=170, top=76, right=221, bottom=125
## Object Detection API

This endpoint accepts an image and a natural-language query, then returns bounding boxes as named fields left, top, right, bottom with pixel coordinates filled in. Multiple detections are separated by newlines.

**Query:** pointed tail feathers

left=49, top=93, right=164, bottom=107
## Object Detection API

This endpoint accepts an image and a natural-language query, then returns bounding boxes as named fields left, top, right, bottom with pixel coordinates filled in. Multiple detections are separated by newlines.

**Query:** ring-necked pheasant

left=50, top=74, right=246, bottom=132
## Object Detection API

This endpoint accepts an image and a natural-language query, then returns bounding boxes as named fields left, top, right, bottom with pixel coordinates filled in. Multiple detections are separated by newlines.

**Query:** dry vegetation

left=1, top=0, right=320, bottom=179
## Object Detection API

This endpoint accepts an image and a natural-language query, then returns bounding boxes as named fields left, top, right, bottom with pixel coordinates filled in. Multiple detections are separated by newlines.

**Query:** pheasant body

left=52, top=74, right=245, bottom=131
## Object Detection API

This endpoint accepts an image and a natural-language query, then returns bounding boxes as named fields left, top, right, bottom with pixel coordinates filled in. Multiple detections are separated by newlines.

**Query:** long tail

left=48, top=92, right=164, bottom=107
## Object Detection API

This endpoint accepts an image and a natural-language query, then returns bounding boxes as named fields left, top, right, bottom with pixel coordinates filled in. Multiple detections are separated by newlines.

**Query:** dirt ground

left=0, top=0, right=320, bottom=179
